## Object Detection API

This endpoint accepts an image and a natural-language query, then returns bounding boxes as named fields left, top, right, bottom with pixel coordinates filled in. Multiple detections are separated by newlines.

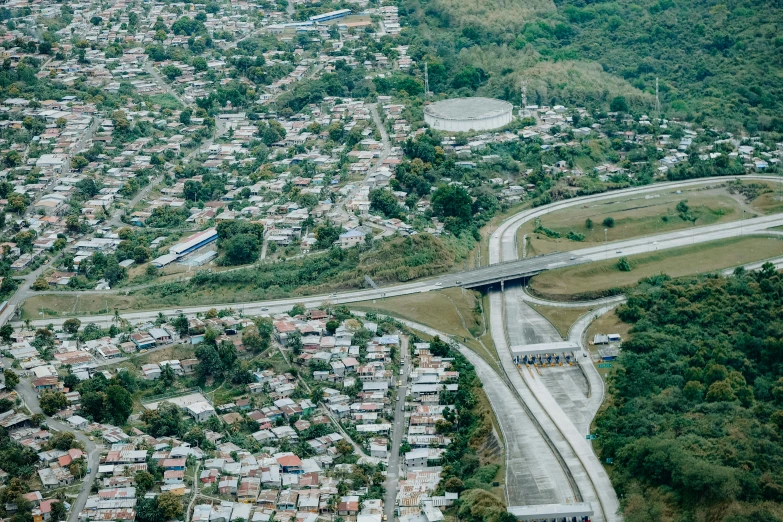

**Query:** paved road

left=504, top=283, right=560, bottom=345
left=383, top=317, right=576, bottom=507
left=384, top=336, right=410, bottom=522
left=490, top=187, right=628, bottom=520
left=17, top=206, right=783, bottom=330
left=8, top=365, right=100, bottom=522
left=70, top=118, right=100, bottom=161
left=334, top=102, right=392, bottom=226
left=185, top=463, right=201, bottom=522
left=144, top=61, right=187, bottom=106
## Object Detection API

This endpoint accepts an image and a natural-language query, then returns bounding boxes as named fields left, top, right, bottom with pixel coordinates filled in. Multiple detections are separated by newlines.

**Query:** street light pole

left=604, top=228, right=608, bottom=260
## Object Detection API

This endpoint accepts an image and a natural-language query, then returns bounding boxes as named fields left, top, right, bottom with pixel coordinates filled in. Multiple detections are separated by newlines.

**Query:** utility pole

left=604, top=228, right=608, bottom=260
left=520, top=81, right=530, bottom=118
left=424, top=62, right=431, bottom=97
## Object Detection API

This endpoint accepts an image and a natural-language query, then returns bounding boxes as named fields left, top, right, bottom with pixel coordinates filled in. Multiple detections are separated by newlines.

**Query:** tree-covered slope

left=597, top=268, right=783, bottom=521
left=401, top=0, right=783, bottom=133
left=549, top=0, right=783, bottom=133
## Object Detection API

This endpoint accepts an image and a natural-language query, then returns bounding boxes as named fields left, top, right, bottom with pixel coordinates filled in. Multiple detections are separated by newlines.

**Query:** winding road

left=7, top=174, right=783, bottom=522
left=6, top=362, right=101, bottom=522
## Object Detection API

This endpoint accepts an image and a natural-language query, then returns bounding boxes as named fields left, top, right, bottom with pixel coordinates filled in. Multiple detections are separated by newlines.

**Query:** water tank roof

left=424, top=97, right=513, bottom=121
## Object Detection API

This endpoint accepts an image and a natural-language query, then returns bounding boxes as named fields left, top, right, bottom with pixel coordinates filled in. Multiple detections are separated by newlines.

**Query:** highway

left=381, top=318, right=576, bottom=507
left=6, top=174, right=783, bottom=521
left=14, top=206, right=783, bottom=330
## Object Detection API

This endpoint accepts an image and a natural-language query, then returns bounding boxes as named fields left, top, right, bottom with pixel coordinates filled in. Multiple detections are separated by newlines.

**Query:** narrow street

left=384, top=336, right=411, bottom=522
left=144, top=61, right=187, bottom=106
left=6, top=363, right=100, bottom=522
left=185, top=463, right=201, bottom=522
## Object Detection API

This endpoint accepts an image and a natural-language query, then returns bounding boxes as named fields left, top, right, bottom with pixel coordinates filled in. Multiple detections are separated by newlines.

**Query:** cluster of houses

left=395, top=342, right=461, bottom=522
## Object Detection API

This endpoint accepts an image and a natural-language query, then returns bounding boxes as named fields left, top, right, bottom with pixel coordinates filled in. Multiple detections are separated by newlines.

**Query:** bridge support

left=500, top=279, right=505, bottom=292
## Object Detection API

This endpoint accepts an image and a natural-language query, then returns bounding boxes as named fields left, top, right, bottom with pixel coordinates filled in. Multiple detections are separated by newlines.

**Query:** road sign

left=606, top=458, right=613, bottom=464
left=586, top=434, right=597, bottom=440
left=597, top=363, right=613, bottom=369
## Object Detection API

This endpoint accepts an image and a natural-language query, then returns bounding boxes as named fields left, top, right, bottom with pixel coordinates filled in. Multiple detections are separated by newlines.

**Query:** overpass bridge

left=443, top=252, right=587, bottom=289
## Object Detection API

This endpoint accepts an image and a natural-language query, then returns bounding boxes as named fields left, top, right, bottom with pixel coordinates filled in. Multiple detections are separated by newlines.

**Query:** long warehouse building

left=169, top=228, right=218, bottom=257
left=309, top=9, right=351, bottom=23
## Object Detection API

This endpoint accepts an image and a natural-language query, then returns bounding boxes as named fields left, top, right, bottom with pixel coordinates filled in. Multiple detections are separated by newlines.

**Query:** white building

left=186, top=401, right=216, bottom=422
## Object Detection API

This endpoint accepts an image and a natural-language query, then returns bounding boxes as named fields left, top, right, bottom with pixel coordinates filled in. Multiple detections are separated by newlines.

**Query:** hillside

left=597, top=270, right=783, bottom=521
left=401, top=0, right=783, bottom=133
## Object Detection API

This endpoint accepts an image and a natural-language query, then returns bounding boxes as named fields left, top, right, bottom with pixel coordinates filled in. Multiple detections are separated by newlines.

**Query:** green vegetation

left=528, top=304, right=594, bottom=338
left=420, top=337, right=511, bottom=522
left=598, top=269, right=783, bottom=520
left=67, top=373, right=135, bottom=425
left=403, top=0, right=783, bottom=133
left=216, top=220, right=264, bottom=266
left=530, top=236, right=783, bottom=300
left=140, top=233, right=473, bottom=305
left=353, top=288, right=498, bottom=370
left=519, top=187, right=748, bottom=257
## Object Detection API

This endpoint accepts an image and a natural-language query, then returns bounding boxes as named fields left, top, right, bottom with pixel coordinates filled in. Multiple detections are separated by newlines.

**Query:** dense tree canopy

left=598, top=267, right=783, bottom=520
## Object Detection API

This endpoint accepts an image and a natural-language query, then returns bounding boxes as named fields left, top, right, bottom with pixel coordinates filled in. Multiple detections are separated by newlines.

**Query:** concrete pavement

left=10, top=367, right=100, bottom=522
left=503, top=283, right=561, bottom=345
left=383, top=337, right=411, bottom=522
left=378, top=317, right=577, bottom=507
left=13, top=207, right=783, bottom=330
left=489, top=289, right=607, bottom=518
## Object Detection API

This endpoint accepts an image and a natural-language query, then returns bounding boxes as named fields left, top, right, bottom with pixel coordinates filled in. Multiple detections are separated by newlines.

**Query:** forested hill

left=597, top=268, right=783, bottom=521
left=399, top=0, right=783, bottom=134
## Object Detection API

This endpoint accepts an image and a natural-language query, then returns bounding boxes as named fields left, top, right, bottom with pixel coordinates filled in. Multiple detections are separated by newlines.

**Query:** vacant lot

left=519, top=185, right=752, bottom=257
left=530, top=236, right=783, bottom=300
left=23, top=293, right=146, bottom=320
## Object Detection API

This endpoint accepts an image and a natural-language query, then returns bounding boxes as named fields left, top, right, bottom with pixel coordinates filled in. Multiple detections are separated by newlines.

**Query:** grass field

left=519, top=186, right=748, bottom=258
left=751, top=191, right=783, bottom=215
left=351, top=288, right=500, bottom=373
left=529, top=304, right=595, bottom=338
left=145, top=93, right=182, bottom=110
left=25, top=293, right=145, bottom=320
left=530, top=236, right=783, bottom=300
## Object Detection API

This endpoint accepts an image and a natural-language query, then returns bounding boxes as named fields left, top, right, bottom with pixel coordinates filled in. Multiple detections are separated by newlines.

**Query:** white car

left=435, top=282, right=442, bottom=286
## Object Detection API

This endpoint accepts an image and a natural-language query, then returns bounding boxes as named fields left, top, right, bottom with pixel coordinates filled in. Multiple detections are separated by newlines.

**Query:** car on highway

left=397, top=379, right=402, bottom=386
left=435, top=282, right=442, bottom=286
left=329, top=293, right=337, bottom=298
left=569, top=256, right=576, bottom=260
left=616, top=250, right=622, bottom=254
left=455, top=280, right=462, bottom=284
left=261, top=307, right=269, bottom=311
